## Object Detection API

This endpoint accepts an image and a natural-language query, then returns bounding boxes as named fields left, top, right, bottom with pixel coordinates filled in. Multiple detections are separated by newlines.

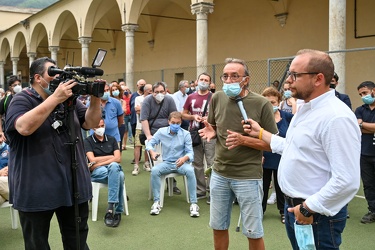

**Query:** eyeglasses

left=220, top=74, right=247, bottom=82
left=286, top=71, right=319, bottom=82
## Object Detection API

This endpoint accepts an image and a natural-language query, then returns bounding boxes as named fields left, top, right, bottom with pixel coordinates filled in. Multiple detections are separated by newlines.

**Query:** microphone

left=235, top=96, right=249, bottom=124
left=64, top=66, right=104, bottom=76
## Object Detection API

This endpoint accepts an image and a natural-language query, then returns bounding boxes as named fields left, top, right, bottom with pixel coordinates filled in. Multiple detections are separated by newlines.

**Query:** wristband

left=259, top=128, right=264, bottom=140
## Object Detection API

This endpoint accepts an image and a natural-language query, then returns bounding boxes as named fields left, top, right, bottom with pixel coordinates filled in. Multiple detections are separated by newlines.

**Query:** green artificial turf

left=0, top=143, right=374, bottom=249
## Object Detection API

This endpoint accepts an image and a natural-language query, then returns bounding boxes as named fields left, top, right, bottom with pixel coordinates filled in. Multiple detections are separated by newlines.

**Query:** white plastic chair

left=0, top=201, right=19, bottom=229
left=145, top=140, right=190, bottom=207
left=91, top=182, right=129, bottom=221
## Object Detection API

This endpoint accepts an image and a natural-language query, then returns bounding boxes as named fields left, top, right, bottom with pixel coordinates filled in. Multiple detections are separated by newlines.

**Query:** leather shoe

left=104, top=211, right=114, bottom=227
left=173, top=187, right=181, bottom=195
left=112, top=213, right=121, bottom=227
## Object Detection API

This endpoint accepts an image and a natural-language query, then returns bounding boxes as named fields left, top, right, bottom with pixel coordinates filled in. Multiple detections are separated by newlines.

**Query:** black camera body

left=48, top=66, right=105, bottom=97
left=47, top=48, right=107, bottom=98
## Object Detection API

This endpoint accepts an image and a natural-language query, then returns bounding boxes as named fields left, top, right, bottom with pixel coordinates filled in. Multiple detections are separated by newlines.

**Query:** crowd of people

left=0, top=49, right=374, bottom=250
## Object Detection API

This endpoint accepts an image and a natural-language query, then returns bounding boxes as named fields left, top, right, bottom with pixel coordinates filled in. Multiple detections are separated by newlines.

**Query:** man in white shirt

left=244, top=49, right=361, bottom=250
left=172, top=80, right=189, bottom=130
left=132, top=84, right=153, bottom=175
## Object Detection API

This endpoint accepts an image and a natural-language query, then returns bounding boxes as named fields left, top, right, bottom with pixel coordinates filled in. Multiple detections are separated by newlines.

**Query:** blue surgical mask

left=185, top=88, right=189, bottom=94
left=222, top=83, right=242, bottom=97
left=101, top=92, right=110, bottom=101
left=362, top=94, right=375, bottom=105
left=112, top=90, right=120, bottom=97
left=294, top=222, right=316, bottom=250
left=40, top=78, right=53, bottom=96
left=198, top=81, right=209, bottom=91
left=273, top=106, right=279, bottom=113
left=284, top=90, right=292, bottom=99
left=170, top=124, right=181, bottom=133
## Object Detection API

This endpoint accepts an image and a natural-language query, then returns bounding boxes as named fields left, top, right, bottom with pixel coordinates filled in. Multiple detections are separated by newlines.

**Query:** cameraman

left=5, top=57, right=102, bottom=249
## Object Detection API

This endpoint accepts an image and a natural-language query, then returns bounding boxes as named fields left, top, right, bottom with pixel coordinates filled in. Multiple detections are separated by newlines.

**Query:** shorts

left=209, top=170, right=264, bottom=239
left=134, top=129, right=143, bottom=147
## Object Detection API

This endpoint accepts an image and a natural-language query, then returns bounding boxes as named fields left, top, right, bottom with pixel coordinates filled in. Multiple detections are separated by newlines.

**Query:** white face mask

left=120, top=85, right=126, bottom=90
left=94, top=127, right=105, bottom=137
left=154, top=93, right=165, bottom=103
left=13, top=85, right=22, bottom=94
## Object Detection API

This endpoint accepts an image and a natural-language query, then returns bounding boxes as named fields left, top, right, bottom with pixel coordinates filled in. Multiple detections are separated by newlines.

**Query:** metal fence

left=104, top=47, right=375, bottom=97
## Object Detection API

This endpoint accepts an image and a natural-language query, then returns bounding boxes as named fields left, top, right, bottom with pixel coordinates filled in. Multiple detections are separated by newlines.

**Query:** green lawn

left=1, top=144, right=374, bottom=249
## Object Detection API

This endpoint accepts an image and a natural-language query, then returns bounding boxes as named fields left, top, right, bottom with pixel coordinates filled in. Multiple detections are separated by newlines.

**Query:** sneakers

left=361, top=211, right=375, bottom=224
left=112, top=213, right=121, bottom=227
left=132, top=165, right=139, bottom=176
left=150, top=202, right=161, bottom=215
left=190, top=203, right=200, bottom=217
left=267, top=192, right=277, bottom=205
left=104, top=211, right=114, bottom=227
left=143, top=162, right=151, bottom=172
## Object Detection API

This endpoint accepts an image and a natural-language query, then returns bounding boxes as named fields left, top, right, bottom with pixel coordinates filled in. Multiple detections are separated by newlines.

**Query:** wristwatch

left=299, top=203, right=313, bottom=217
left=359, top=122, right=363, bottom=129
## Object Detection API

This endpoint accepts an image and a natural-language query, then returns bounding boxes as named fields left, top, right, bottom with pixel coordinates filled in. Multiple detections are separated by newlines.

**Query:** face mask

left=210, top=89, right=216, bottom=93
left=112, top=90, right=120, bottom=97
left=329, top=84, right=336, bottom=89
left=294, top=222, right=316, bottom=250
left=362, top=94, right=375, bottom=105
left=198, top=81, right=209, bottom=91
left=222, top=83, right=242, bottom=97
left=154, top=93, right=165, bottom=103
left=101, top=92, right=110, bottom=101
left=124, top=91, right=129, bottom=96
left=120, top=85, right=126, bottom=90
left=139, top=86, right=145, bottom=92
left=94, top=127, right=105, bottom=137
left=0, top=142, right=6, bottom=150
left=284, top=90, right=292, bottom=99
left=170, top=124, right=181, bottom=133
left=13, top=85, right=22, bottom=94
left=185, top=88, right=190, bottom=94
left=40, top=78, right=53, bottom=96
left=191, top=87, right=195, bottom=90
left=273, top=106, right=279, bottom=113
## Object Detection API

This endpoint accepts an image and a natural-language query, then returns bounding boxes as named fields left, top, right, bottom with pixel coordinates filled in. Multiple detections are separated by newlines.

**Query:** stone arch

left=0, top=38, right=11, bottom=61
left=51, top=10, right=79, bottom=46
left=12, top=31, right=27, bottom=57
left=29, top=23, right=48, bottom=54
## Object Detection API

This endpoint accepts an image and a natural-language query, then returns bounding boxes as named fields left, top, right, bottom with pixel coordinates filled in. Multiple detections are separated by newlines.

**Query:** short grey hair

left=178, top=80, right=188, bottom=89
left=224, top=58, right=250, bottom=76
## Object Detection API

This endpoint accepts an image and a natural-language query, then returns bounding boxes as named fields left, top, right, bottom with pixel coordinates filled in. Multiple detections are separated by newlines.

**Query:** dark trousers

left=360, top=155, right=375, bottom=212
left=19, top=202, right=90, bottom=250
left=262, top=168, right=284, bottom=214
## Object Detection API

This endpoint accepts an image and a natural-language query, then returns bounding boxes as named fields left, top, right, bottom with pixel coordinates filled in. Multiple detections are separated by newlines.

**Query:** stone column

left=27, top=52, right=37, bottom=67
left=0, top=61, right=4, bottom=88
left=11, top=57, right=19, bottom=76
left=329, top=0, right=346, bottom=93
left=191, top=2, right=214, bottom=78
left=49, top=46, right=60, bottom=63
left=121, top=24, right=138, bottom=92
left=78, top=37, right=92, bottom=67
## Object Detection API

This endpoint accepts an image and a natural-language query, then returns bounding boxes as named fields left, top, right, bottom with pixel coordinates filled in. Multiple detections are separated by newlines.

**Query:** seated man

left=146, top=111, right=199, bottom=217
left=84, top=119, right=125, bottom=227
left=0, top=136, right=9, bottom=205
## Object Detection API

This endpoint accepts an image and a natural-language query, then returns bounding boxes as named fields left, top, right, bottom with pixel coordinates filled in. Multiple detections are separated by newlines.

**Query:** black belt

left=284, top=195, right=305, bottom=207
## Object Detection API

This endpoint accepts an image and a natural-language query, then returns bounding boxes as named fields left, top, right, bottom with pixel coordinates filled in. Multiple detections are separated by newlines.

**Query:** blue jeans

left=151, top=161, right=197, bottom=203
left=285, top=203, right=347, bottom=250
left=91, top=163, right=125, bottom=213
left=209, top=171, right=264, bottom=239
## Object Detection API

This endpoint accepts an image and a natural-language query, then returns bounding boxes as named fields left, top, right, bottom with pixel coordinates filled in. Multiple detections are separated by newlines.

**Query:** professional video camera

left=47, top=49, right=107, bottom=97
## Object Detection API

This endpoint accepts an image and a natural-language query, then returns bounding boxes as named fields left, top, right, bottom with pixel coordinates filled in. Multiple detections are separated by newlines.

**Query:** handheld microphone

left=235, top=96, right=250, bottom=124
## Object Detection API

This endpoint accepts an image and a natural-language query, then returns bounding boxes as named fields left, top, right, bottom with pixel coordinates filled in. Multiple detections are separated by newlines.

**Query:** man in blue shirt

left=0, top=136, right=9, bottom=205
left=355, top=81, right=375, bottom=224
left=101, top=84, right=124, bottom=143
left=146, top=111, right=199, bottom=217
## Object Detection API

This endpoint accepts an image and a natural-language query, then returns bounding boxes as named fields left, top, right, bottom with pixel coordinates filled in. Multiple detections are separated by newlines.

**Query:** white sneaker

left=190, top=203, right=200, bottom=217
left=267, top=192, right=277, bottom=205
left=150, top=202, right=161, bottom=215
left=132, top=165, right=139, bottom=176
left=143, top=162, right=151, bottom=172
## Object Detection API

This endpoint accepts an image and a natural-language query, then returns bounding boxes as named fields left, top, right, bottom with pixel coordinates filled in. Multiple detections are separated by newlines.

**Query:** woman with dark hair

left=110, top=83, right=127, bottom=151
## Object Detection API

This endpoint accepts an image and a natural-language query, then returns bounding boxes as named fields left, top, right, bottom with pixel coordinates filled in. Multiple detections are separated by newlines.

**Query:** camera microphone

left=235, top=96, right=250, bottom=124
left=64, top=67, right=104, bottom=76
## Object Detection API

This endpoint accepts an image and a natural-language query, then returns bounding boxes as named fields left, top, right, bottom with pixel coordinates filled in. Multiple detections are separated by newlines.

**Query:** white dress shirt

left=172, top=90, right=188, bottom=112
left=271, top=90, right=361, bottom=216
